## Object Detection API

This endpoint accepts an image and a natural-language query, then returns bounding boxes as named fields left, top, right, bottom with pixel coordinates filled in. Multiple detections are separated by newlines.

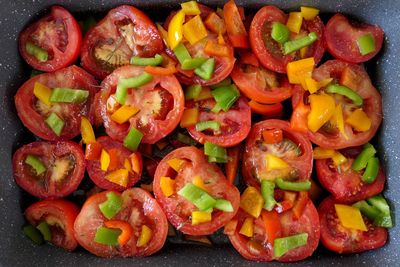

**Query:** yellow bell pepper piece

left=332, top=151, right=347, bottom=166
left=81, top=116, right=96, bottom=144
left=299, top=46, right=308, bottom=59
left=105, top=169, right=129, bottom=187
left=157, top=23, right=170, bottom=48
left=192, top=175, right=206, bottom=191
left=33, top=82, right=52, bottom=106
left=335, top=204, right=367, bottom=231
left=195, top=87, right=213, bottom=101
left=192, top=211, right=212, bottom=225
left=307, top=94, right=336, bottom=132
left=266, top=154, right=289, bottom=171
left=331, top=104, right=348, bottom=139
left=346, top=109, right=372, bottom=132
left=110, top=105, right=140, bottom=124
left=100, top=149, right=110, bottom=171
left=183, top=15, right=208, bottom=45
left=167, top=158, right=186, bottom=172
left=180, top=108, right=199, bottom=128
left=240, top=187, right=264, bottom=218
left=137, top=225, right=153, bottom=247
left=181, top=1, right=201, bottom=15
left=160, top=176, right=175, bottom=197
left=168, top=10, right=185, bottom=50
left=313, top=147, right=335, bottom=159
left=286, top=12, right=303, bottom=34
left=301, top=7, right=320, bottom=20
left=287, top=57, right=315, bottom=84
left=239, top=217, right=254, bottom=237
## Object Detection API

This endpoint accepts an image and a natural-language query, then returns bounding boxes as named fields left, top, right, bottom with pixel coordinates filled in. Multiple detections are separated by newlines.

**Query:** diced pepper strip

left=204, top=12, right=226, bottom=34
left=335, top=204, right=368, bottom=231
left=266, top=154, right=289, bottom=171
left=346, top=109, right=372, bottom=132
left=292, top=191, right=309, bottom=219
left=352, top=143, right=377, bottom=171
left=225, top=146, right=240, bottom=184
left=240, top=186, right=264, bottom=218
left=362, top=157, right=379, bottom=184
left=100, top=149, right=110, bottom=171
left=274, top=233, right=308, bottom=258
left=111, top=105, right=140, bottom=124
left=261, top=180, right=277, bottom=211
left=25, top=155, right=46, bottom=175
left=137, top=225, right=153, bottom=247
left=307, top=94, right=336, bottom=132
left=287, top=58, right=315, bottom=84
left=313, top=147, right=335, bottom=159
left=261, top=210, right=281, bottom=244
left=180, top=108, right=199, bottom=128
left=105, top=169, right=129, bottom=187
left=168, top=10, right=185, bottom=50
left=332, top=151, right=347, bottom=166
left=275, top=178, right=311, bottom=191
left=167, top=158, right=186, bottom=172
left=183, top=15, right=208, bottom=45
left=286, top=12, right=303, bottom=34
left=85, top=142, right=102, bottom=160
left=239, top=217, right=254, bottom=237
left=94, top=226, right=121, bottom=246
left=263, top=129, right=283, bottom=144
left=204, top=40, right=230, bottom=57
left=33, top=82, right=52, bottom=106
left=160, top=176, right=175, bottom=197
left=192, top=211, right=212, bottom=225
left=181, top=1, right=201, bottom=15
left=300, top=6, right=319, bottom=20
left=81, top=116, right=96, bottom=144
left=104, top=220, right=134, bottom=246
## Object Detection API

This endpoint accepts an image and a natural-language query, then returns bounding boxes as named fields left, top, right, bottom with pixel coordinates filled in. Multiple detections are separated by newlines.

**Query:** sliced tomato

left=25, top=199, right=79, bottom=251
left=292, top=60, right=382, bottom=149
left=249, top=6, right=325, bottom=73
left=315, top=147, right=385, bottom=203
left=74, top=188, right=168, bottom=257
left=13, top=141, right=85, bottom=199
left=153, top=146, right=240, bottom=235
left=242, top=120, right=313, bottom=188
left=81, top=5, right=163, bottom=79
left=231, top=54, right=292, bottom=104
left=228, top=199, right=320, bottom=262
left=325, top=14, right=384, bottom=63
left=319, top=197, right=387, bottom=254
left=18, top=6, right=81, bottom=72
left=86, top=136, right=142, bottom=191
left=15, top=65, right=98, bottom=141
left=186, top=97, right=251, bottom=147
left=100, top=65, right=184, bottom=144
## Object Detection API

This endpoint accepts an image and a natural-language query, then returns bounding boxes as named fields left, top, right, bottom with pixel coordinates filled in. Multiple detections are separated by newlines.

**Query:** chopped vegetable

left=26, top=41, right=48, bottom=62
left=105, top=169, right=129, bottom=187
left=110, top=105, right=140, bottom=124
left=214, top=199, right=234, bottom=212
left=345, top=108, right=372, bottom=132
left=211, top=84, right=239, bottom=112
left=191, top=211, right=212, bottom=225
left=180, top=108, right=199, bottom=128
left=362, top=157, right=379, bottom=184
left=167, top=158, right=186, bottom=172
left=326, top=84, right=363, bottom=106
left=335, top=204, right=367, bottom=231
left=357, top=33, right=376, bottom=56
left=261, top=210, right=281, bottom=244
left=204, top=142, right=228, bottom=162
left=94, top=226, right=121, bottom=246
left=352, top=143, right=377, bottom=171
left=185, top=84, right=202, bottom=100
left=81, top=116, right=96, bottom=144
left=307, top=94, right=336, bottom=132
left=137, top=225, right=153, bottom=247
left=49, top=88, right=89, bottom=103
left=115, top=73, right=153, bottom=104
left=271, top=22, right=290, bottom=44
left=240, top=186, right=264, bottom=218
left=286, top=12, right=303, bottom=34
left=194, top=58, right=215, bottom=80
left=300, top=6, right=319, bottom=20
left=275, top=178, right=311, bottom=191
left=283, top=32, right=318, bottom=55
left=263, top=129, right=283, bottom=144
left=33, top=82, right=52, bottom=106
left=104, top=220, right=133, bottom=246
left=266, top=154, right=289, bottom=171
left=123, top=127, right=143, bottom=151
left=182, top=15, right=208, bottom=45
left=45, top=112, right=64, bottom=136
left=239, top=217, right=254, bottom=237
left=130, top=54, right=163, bottom=66
left=182, top=57, right=208, bottom=70
left=274, top=233, right=308, bottom=257
left=99, top=191, right=123, bottom=219
left=195, top=120, right=221, bottom=132
left=178, top=183, right=217, bottom=211
left=168, top=10, right=185, bottom=50
left=25, top=154, right=46, bottom=175
left=261, top=180, right=277, bottom=211
left=100, top=149, right=110, bottom=171
left=36, top=221, right=51, bottom=241
left=160, top=176, right=175, bottom=197
left=23, top=225, right=44, bottom=245
left=181, top=1, right=201, bottom=15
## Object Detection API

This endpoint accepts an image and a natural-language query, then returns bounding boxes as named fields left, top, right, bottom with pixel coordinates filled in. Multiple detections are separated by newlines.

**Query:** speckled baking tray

left=0, top=0, right=398, bottom=266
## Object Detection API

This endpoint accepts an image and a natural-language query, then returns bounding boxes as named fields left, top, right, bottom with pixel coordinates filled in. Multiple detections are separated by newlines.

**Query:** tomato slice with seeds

left=249, top=6, right=325, bottom=73
left=292, top=60, right=383, bottom=149
left=319, top=197, right=387, bottom=254
left=153, top=146, right=240, bottom=235
left=242, top=120, right=313, bottom=188
left=231, top=53, right=292, bottom=104
left=74, top=189, right=168, bottom=257
left=228, top=199, right=320, bottom=262
left=325, top=14, right=384, bottom=64
left=186, top=97, right=251, bottom=147
left=100, top=65, right=184, bottom=144
left=18, top=6, right=82, bottom=72
left=13, top=141, right=85, bottom=199
left=15, top=65, right=98, bottom=141
left=25, top=199, right=79, bottom=251
left=81, top=5, right=163, bottom=79
left=315, top=147, right=385, bottom=203
left=86, top=136, right=142, bottom=191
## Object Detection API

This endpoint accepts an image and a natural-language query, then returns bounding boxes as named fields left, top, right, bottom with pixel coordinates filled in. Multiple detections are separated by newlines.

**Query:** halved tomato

left=242, top=120, right=313, bottom=188
left=86, top=136, right=142, bottom=191
left=15, top=65, right=98, bottom=141
left=81, top=5, right=163, bottom=79
left=319, top=197, right=387, bottom=254
left=74, top=188, right=168, bottom=257
left=292, top=60, right=382, bottom=149
left=228, top=199, right=320, bottom=262
left=231, top=52, right=292, bottom=104
left=325, top=14, right=384, bottom=63
left=25, top=199, right=80, bottom=251
left=153, top=146, right=240, bottom=235
left=13, top=141, right=85, bottom=199
left=100, top=65, right=184, bottom=144
left=249, top=6, right=324, bottom=73
left=18, top=6, right=82, bottom=72
left=315, top=147, right=385, bottom=203
left=186, top=97, right=251, bottom=147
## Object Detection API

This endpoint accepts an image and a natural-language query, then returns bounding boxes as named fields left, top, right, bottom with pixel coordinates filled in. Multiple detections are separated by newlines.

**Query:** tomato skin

left=318, top=197, right=387, bottom=254
left=86, top=136, right=142, bottom=191
left=25, top=199, right=79, bottom=251
left=186, top=97, right=251, bottom=148
left=18, top=6, right=82, bottom=72
left=81, top=5, right=163, bottom=79
left=13, top=141, right=85, bottom=199
left=14, top=65, right=99, bottom=141
left=325, top=14, right=384, bottom=64
left=242, top=120, right=313, bottom=188
left=292, top=60, right=382, bottom=149
left=100, top=65, right=184, bottom=144
left=153, top=146, right=240, bottom=235
left=228, top=200, right=320, bottom=262
left=249, top=6, right=325, bottom=73
left=74, top=189, right=168, bottom=257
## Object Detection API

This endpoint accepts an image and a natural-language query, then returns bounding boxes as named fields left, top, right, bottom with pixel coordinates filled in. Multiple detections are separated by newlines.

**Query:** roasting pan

left=0, top=0, right=399, bottom=266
